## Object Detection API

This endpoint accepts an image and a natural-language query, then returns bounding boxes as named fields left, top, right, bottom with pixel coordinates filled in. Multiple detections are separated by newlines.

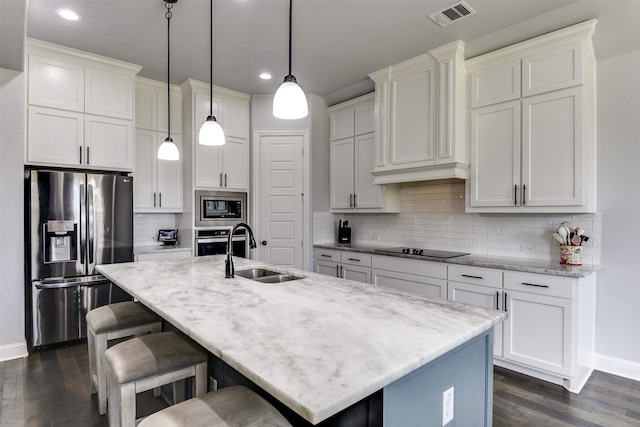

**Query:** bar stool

left=137, top=386, right=292, bottom=427
left=105, top=331, right=208, bottom=427
left=86, top=301, right=162, bottom=415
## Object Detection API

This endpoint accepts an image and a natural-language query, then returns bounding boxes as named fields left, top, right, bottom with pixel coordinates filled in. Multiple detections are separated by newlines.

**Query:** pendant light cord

left=166, top=1, right=173, bottom=137
left=288, top=0, right=292, bottom=76
left=209, top=0, right=213, bottom=116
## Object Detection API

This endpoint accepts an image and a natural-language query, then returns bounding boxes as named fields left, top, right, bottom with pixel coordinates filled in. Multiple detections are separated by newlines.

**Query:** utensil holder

left=560, top=245, right=582, bottom=266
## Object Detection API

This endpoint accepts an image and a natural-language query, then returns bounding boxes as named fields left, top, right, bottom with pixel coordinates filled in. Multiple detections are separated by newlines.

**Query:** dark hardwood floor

left=1, top=341, right=639, bottom=426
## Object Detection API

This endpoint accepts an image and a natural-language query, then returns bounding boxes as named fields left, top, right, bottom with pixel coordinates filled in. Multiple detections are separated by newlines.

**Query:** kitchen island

left=97, top=255, right=506, bottom=426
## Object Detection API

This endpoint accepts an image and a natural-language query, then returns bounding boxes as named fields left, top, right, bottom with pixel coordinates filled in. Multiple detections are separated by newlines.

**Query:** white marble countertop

left=97, top=255, right=506, bottom=424
left=314, top=243, right=600, bottom=278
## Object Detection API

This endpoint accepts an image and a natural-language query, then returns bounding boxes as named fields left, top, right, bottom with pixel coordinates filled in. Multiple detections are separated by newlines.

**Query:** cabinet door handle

left=340, top=265, right=344, bottom=278
left=461, top=274, right=483, bottom=280
left=153, top=192, right=157, bottom=207
left=504, top=292, right=508, bottom=312
left=353, top=194, right=357, bottom=208
left=86, top=147, right=90, bottom=165
left=349, top=194, right=353, bottom=208
left=79, top=147, right=83, bottom=165
left=522, top=184, right=527, bottom=206
left=496, top=291, right=500, bottom=310
left=159, top=192, right=162, bottom=207
left=521, top=282, right=549, bottom=288
left=225, top=173, right=228, bottom=187
left=514, top=184, right=518, bottom=206
left=336, top=265, right=340, bottom=277
left=219, top=173, right=223, bottom=187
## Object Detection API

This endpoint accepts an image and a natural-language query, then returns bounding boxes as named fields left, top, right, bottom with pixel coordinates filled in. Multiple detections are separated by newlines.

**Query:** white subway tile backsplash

left=313, top=181, right=601, bottom=264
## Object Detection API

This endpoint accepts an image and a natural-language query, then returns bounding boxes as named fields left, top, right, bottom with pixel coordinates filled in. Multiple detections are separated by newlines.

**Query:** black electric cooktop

left=374, top=247, right=470, bottom=259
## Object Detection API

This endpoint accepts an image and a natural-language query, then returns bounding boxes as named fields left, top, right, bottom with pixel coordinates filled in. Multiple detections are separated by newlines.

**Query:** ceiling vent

left=429, top=1, right=476, bottom=27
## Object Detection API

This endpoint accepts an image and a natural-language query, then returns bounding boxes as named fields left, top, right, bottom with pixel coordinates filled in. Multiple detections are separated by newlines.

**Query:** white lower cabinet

left=314, top=249, right=371, bottom=284
left=372, top=255, right=447, bottom=299
left=448, top=264, right=595, bottom=393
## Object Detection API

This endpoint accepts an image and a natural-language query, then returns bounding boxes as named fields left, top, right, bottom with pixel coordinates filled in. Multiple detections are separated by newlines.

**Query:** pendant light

left=158, top=0, right=180, bottom=161
left=273, top=0, right=308, bottom=120
left=198, top=0, right=225, bottom=146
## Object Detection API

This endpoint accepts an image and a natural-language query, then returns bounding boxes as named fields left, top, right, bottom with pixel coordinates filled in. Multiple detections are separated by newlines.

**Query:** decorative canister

left=560, top=245, right=582, bottom=266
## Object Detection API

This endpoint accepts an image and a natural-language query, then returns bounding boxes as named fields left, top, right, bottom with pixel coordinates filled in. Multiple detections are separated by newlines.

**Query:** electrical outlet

left=443, top=386, right=454, bottom=425
left=521, top=242, right=535, bottom=252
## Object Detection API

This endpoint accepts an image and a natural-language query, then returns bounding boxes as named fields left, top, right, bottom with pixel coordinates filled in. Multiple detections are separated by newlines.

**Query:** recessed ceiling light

left=259, top=72, right=272, bottom=80
left=56, top=9, right=81, bottom=21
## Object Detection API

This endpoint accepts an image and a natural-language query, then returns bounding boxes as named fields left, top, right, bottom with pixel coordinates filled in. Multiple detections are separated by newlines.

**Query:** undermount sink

left=235, top=268, right=303, bottom=283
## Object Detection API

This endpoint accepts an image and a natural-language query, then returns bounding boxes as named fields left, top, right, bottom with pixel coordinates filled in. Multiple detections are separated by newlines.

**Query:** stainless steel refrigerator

left=25, top=169, right=134, bottom=348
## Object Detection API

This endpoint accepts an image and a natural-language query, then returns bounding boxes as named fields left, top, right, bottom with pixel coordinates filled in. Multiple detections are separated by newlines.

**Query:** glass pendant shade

left=158, top=136, right=179, bottom=160
left=273, top=75, right=308, bottom=119
left=199, top=115, right=225, bottom=146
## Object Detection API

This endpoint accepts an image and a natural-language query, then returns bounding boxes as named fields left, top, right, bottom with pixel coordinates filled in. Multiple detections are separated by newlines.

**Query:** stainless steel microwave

left=195, top=190, right=247, bottom=227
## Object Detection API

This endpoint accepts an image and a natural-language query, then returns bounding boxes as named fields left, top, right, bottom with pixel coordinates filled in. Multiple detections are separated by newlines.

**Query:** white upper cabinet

left=181, top=79, right=250, bottom=192
left=368, top=41, right=468, bottom=184
left=466, top=20, right=597, bottom=213
left=26, top=39, right=141, bottom=171
left=329, top=94, right=399, bottom=213
left=134, top=77, right=183, bottom=212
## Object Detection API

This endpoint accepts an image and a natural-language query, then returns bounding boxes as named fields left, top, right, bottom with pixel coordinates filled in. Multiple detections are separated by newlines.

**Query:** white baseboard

left=0, top=341, right=28, bottom=362
left=594, top=353, right=640, bottom=382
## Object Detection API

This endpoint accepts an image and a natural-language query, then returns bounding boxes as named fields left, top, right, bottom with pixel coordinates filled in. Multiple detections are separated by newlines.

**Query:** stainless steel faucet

left=225, top=222, right=257, bottom=278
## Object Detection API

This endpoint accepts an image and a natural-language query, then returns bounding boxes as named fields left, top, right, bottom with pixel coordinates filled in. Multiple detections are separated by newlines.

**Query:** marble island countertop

left=97, top=255, right=506, bottom=424
left=314, top=243, right=600, bottom=278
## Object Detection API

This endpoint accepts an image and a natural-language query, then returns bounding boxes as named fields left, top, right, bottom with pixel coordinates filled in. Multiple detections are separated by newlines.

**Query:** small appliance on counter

left=338, top=220, right=351, bottom=244
left=158, top=229, right=179, bottom=246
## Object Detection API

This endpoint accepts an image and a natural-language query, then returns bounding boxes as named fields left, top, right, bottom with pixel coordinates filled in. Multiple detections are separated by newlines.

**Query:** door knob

left=261, top=240, right=268, bottom=246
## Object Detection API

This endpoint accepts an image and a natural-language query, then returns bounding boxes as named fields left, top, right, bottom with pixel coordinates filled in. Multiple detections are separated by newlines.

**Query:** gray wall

left=0, top=68, right=27, bottom=359
left=596, top=50, right=640, bottom=365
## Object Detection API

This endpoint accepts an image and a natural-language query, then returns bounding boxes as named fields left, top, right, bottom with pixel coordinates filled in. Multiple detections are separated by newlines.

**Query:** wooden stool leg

left=120, top=383, right=137, bottom=427
left=96, top=332, right=108, bottom=415
left=194, top=361, right=207, bottom=397
left=152, top=322, right=162, bottom=397
left=108, top=366, right=121, bottom=427
left=87, top=327, right=97, bottom=394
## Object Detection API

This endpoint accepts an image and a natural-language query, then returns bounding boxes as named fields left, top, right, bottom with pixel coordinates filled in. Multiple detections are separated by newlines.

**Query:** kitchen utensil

left=557, top=227, right=568, bottom=244
left=571, top=234, right=581, bottom=245
left=552, top=233, right=565, bottom=244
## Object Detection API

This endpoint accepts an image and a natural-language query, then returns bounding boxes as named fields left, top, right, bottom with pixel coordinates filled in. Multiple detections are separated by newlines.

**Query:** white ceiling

left=3, top=0, right=640, bottom=105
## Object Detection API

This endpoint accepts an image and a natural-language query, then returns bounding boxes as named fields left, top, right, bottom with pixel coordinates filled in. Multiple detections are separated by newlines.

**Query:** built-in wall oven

left=195, top=228, right=247, bottom=258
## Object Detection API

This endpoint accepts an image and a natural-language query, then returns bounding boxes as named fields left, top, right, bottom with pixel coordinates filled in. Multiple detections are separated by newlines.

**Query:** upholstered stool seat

left=87, top=301, right=162, bottom=415
left=105, top=331, right=208, bottom=427
left=137, top=386, right=292, bottom=427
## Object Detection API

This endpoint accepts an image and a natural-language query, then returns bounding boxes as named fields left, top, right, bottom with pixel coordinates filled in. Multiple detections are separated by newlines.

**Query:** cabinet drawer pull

left=347, top=257, right=361, bottom=262
left=461, top=274, right=483, bottom=280
left=321, top=254, right=332, bottom=258
left=521, top=282, right=549, bottom=288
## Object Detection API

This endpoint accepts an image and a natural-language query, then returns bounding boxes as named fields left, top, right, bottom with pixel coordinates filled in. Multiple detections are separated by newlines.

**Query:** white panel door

left=259, top=134, right=304, bottom=269
left=503, top=290, right=573, bottom=375
left=27, top=106, right=84, bottom=166
left=330, top=138, right=354, bottom=209
left=448, top=281, right=503, bottom=357
left=469, top=100, right=521, bottom=207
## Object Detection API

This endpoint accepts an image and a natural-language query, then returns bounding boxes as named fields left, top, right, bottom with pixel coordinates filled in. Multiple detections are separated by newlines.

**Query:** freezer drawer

left=32, top=282, right=81, bottom=347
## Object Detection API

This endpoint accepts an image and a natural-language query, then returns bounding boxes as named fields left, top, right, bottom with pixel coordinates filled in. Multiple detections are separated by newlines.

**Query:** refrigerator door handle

left=87, top=184, right=95, bottom=266
left=79, top=183, right=86, bottom=265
